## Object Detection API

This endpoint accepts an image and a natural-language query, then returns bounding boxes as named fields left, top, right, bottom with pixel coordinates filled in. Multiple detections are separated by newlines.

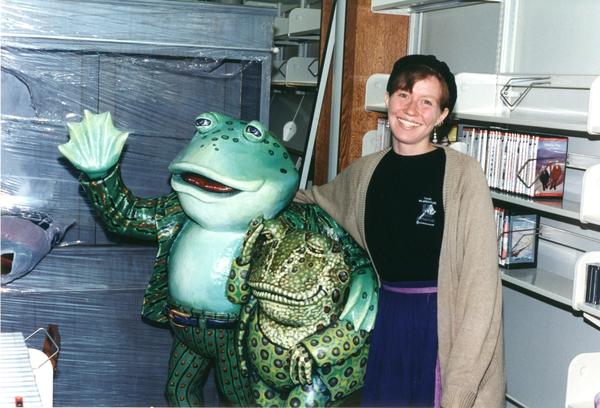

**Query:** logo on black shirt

left=416, top=197, right=437, bottom=227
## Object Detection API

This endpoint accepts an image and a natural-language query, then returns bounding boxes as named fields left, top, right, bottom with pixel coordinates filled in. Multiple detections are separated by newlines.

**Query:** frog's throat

left=248, top=281, right=326, bottom=306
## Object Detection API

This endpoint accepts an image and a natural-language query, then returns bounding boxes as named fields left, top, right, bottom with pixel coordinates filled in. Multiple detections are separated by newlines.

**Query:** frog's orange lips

left=181, top=172, right=240, bottom=194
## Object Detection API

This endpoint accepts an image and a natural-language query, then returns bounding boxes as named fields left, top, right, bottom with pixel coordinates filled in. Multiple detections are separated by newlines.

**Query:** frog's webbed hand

left=58, top=110, right=129, bottom=179
left=226, top=216, right=264, bottom=304
left=288, top=344, right=314, bottom=386
left=339, top=267, right=379, bottom=332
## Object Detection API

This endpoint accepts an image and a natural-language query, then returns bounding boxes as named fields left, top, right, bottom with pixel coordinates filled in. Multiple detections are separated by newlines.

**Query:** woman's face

left=385, top=75, right=449, bottom=156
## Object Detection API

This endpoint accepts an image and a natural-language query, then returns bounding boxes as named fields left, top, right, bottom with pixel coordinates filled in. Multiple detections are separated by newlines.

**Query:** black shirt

left=365, top=148, right=446, bottom=281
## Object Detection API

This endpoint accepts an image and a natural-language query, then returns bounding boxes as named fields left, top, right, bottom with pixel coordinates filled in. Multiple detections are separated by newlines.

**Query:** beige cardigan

left=295, top=147, right=505, bottom=407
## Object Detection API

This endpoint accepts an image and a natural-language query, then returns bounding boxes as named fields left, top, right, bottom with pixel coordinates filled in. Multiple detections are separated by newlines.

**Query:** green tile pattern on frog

left=228, top=216, right=371, bottom=406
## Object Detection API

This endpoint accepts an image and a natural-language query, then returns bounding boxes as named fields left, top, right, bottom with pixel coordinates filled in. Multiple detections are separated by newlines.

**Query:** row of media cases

left=362, top=118, right=600, bottom=326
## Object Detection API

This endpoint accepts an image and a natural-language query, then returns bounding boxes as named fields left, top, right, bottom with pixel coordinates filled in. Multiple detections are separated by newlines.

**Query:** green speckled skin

left=59, top=111, right=299, bottom=407
left=59, top=111, right=378, bottom=407
left=228, top=216, right=372, bottom=407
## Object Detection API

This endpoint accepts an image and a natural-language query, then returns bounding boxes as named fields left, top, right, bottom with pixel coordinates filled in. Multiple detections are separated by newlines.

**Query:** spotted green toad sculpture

left=58, top=110, right=378, bottom=407
left=227, top=217, right=371, bottom=407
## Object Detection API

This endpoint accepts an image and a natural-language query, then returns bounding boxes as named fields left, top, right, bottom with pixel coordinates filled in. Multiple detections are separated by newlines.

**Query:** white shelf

left=273, top=16, right=290, bottom=38
left=371, top=0, right=499, bottom=14
left=274, top=8, right=320, bottom=41
left=456, top=113, right=592, bottom=134
left=454, top=73, right=600, bottom=135
left=491, top=191, right=581, bottom=221
left=566, top=353, right=600, bottom=408
left=272, top=57, right=318, bottom=87
left=580, top=163, right=600, bottom=225
left=365, top=73, right=388, bottom=112
left=489, top=166, right=600, bottom=228
left=272, top=60, right=287, bottom=86
left=572, top=252, right=600, bottom=329
left=502, top=267, right=573, bottom=306
left=289, top=7, right=320, bottom=38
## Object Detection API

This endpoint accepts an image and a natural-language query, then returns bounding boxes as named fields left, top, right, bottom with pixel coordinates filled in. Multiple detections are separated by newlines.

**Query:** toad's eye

left=243, top=120, right=267, bottom=142
left=195, top=118, right=211, bottom=127
left=246, top=125, right=262, bottom=138
left=194, top=112, right=220, bottom=134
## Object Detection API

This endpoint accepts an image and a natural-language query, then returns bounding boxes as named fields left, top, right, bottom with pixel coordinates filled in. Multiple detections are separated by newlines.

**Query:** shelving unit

left=365, top=1, right=600, bottom=406
left=272, top=5, right=321, bottom=88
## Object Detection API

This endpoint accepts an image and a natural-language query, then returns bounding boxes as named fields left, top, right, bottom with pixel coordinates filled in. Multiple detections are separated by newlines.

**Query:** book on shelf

left=585, top=263, right=600, bottom=305
left=459, top=126, right=569, bottom=199
left=494, top=208, right=539, bottom=269
left=529, top=136, right=568, bottom=198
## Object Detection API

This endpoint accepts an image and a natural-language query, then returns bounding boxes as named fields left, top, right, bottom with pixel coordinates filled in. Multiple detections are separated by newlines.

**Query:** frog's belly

left=168, top=224, right=243, bottom=313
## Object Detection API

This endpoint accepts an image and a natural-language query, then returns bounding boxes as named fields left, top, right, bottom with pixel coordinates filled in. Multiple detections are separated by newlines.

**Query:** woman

left=295, top=54, right=504, bottom=407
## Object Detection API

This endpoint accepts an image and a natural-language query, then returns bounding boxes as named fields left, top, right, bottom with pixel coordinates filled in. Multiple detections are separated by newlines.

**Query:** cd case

left=504, top=213, right=540, bottom=269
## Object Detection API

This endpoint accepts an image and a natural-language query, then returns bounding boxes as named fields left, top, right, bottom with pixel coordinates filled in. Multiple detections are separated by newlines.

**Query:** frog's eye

left=195, top=118, right=211, bottom=128
left=194, top=112, right=221, bottom=133
left=243, top=120, right=267, bottom=142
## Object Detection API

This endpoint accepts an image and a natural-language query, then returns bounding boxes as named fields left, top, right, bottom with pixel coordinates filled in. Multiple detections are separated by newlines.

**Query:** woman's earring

left=432, top=126, right=438, bottom=144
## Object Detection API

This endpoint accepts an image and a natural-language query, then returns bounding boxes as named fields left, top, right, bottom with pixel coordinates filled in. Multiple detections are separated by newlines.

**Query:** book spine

left=486, top=131, right=495, bottom=187
left=481, top=129, right=489, bottom=173
left=589, top=263, right=600, bottom=305
left=517, top=134, right=527, bottom=196
left=529, top=135, right=539, bottom=198
left=586, top=263, right=595, bottom=303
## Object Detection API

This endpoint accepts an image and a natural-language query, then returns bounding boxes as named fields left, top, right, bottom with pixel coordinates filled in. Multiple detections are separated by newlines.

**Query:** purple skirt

left=361, top=280, right=440, bottom=407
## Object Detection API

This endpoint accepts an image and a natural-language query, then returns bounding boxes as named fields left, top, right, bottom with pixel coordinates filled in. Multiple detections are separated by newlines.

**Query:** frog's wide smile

left=181, top=172, right=239, bottom=194
left=248, top=281, right=326, bottom=306
left=169, top=162, right=264, bottom=202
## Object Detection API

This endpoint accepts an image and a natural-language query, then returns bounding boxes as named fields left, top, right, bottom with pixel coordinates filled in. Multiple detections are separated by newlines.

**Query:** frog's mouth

left=248, top=281, right=326, bottom=306
left=181, top=172, right=240, bottom=194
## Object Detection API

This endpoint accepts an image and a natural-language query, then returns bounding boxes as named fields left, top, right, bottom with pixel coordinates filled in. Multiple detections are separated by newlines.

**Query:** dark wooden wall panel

left=313, top=0, right=409, bottom=184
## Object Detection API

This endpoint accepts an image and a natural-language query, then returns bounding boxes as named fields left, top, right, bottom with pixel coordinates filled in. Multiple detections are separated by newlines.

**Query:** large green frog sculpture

left=227, top=216, right=371, bottom=407
left=58, top=111, right=377, bottom=406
